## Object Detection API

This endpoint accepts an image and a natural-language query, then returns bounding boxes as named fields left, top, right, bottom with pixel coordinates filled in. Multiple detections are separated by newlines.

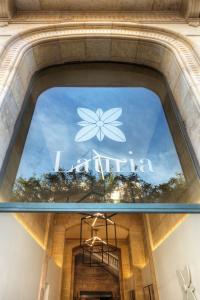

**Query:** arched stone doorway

left=0, top=22, right=200, bottom=177
left=72, top=246, right=121, bottom=300
left=0, top=61, right=199, bottom=206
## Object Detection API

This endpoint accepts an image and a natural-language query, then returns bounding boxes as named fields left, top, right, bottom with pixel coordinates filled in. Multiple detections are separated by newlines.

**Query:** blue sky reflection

left=16, top=87, right=184, bottom=185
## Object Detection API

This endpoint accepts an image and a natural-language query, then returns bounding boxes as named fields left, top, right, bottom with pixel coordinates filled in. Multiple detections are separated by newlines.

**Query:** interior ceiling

left=55, top=214, right=143, bottom=240
left=15, top=0, right=182, bottom=12
left=65, top=223, right=129, bottom=240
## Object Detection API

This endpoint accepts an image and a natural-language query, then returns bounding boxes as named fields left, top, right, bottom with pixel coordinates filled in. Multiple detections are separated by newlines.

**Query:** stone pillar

left=128, top=231, right=146, bottom=300
left=119, top=241, right=132, bottom=300
left=51, top=224, right=66, bottom=299
left=143, top=215, right=160, bottom=300
left=0, top=0, right=15, bottom=19
left=181, top=0, right=200, bottom=20
left=61, top=242, right=72, bottom=300
left=61, top=240, right=79, bottom=300
left=38, top=213, right=54, bottom=300
left=51, top=225, right=66, bottom=268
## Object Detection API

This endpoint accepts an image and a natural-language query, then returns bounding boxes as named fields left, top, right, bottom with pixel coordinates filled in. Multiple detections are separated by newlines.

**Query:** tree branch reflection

left=12, top=169, right=187, bottom=203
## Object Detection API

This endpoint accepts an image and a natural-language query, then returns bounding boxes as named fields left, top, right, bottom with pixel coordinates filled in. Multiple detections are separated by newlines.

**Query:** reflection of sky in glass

left=16, top=87, right=184, bottom=185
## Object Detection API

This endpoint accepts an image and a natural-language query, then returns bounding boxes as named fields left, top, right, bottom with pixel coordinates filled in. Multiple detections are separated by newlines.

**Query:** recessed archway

left=1, top=61, right=199, bottom=206
left=0, top=22, right=200, bottom=176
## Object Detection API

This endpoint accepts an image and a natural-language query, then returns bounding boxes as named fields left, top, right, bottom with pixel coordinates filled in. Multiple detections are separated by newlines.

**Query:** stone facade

left=0, top=21, right=200, bottom=188
left=0, top=1, right=200, bottom=300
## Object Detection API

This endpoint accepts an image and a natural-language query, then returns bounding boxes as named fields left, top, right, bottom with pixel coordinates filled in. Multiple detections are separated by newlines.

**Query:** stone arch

left=0, top=22, right=200, bottom=175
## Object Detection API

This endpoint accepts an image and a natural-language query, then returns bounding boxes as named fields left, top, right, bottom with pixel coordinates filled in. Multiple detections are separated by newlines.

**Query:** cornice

left=8, top=11, right=186, bottom=24
left=1, top=0, right=199, bottom=26
left=0, top=22, right=200, bottom=101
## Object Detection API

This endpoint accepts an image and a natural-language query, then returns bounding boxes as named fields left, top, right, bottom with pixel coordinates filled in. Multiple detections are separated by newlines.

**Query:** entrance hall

left=0, top=213, right=200, bottom=300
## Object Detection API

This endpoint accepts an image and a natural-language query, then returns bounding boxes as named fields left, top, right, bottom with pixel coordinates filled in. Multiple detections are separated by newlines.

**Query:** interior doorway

left=73, top=250, right=121, bottom=300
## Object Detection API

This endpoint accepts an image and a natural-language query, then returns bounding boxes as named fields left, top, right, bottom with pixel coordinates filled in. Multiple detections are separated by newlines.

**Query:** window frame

left=1, top=62, right=200, bottom=213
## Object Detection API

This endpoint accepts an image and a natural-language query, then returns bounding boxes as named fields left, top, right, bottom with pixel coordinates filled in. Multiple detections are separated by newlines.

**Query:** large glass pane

left=0, top=63, right=199, bottom=204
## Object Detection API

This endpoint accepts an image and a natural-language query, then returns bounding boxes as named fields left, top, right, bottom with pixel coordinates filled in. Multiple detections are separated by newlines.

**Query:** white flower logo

left=75, top=107, right=126, bottom=143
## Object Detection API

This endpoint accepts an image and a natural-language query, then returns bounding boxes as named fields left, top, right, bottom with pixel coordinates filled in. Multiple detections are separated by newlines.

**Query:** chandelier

left=80, top=213, right=117, bottom=267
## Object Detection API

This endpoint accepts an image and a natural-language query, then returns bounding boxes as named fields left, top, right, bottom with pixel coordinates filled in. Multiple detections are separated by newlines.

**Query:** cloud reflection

left=16, top=87, right=184, bottom=186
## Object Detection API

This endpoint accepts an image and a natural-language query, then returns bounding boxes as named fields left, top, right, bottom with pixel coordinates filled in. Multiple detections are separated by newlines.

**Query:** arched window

left=0, top=63, right=199, bottom=206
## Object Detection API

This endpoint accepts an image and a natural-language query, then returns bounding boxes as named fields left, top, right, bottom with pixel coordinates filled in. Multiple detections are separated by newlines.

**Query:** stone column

left=61, top=240, right=79, bottom=300
left=143, top=215, right=160, bottom=300
left=38, top=213, right=54, bottom=300
left=119, top=241, right=132, bottom=300
left=51, top=224, right=66, bottom=299
left=128, top=231, right=146, bottom=300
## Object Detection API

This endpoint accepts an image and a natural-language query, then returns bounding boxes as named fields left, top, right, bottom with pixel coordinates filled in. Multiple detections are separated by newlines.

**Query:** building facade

left=0, top=1, right=200, bottom=300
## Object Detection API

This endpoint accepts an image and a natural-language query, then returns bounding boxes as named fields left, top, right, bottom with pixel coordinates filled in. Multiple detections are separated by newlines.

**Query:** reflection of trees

left=12, top=169, right=187, bottom=203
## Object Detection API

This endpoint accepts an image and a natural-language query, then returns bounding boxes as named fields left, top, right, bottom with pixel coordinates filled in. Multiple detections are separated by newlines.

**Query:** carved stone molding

left=181, top=0, right=200, bottom=22
left=0, top=0, right=15, bottom=19
left=14, top=0, right=181, bottom=12
left=0, top=22, right=200, bottom=173
left=11, top=12, right=185, bottom=24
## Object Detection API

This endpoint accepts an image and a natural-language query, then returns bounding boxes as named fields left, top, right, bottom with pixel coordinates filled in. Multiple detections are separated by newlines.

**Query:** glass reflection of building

left=0, top=63, right=199, bottom=204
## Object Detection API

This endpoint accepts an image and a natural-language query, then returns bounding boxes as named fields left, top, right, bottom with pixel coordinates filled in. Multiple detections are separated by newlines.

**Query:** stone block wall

left=73, top=254, right=120, bottom=298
